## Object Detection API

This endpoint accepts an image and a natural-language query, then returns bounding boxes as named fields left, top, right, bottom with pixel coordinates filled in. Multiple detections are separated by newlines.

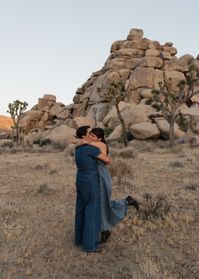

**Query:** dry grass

left=109, top=146, right=138, bottom=159
left=108, top=158, right=133, bottom=186
left=0, top=142, right=199, bottom=278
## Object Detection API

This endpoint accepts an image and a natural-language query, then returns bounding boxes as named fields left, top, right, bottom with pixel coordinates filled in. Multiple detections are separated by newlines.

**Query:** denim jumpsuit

left=75, top=144, right=101, bottom=252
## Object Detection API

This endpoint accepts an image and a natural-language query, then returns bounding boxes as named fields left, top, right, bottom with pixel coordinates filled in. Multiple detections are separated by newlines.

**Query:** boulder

left=164, top=71, right=186, bottom=92
left=106, top=125, right=123, bottom=142
left=42, top=125, right=76, bottom=149
left=19, top=111, right=44, bottom=134
left=43, top=94, right=56, bottom=102
left=129, top=122, right=160, bottom=139
left=138, top=57, right=163, bottom=68
left=70, top=117, right=96, bottom=129
left=155, top=118, right=185, bottom=139
left=103, top=102, right=131, bottom=126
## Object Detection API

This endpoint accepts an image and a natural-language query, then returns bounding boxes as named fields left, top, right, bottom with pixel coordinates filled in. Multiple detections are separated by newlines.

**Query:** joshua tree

left=103, top=81, right=128, bottom=147
left=7, top=100, right=28, bottom=145
left=147, top=66, right=199, bottom=149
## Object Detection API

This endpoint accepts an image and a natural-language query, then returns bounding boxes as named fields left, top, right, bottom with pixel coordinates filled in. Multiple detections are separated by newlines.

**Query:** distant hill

left=0, top=115, right=13, bottom=131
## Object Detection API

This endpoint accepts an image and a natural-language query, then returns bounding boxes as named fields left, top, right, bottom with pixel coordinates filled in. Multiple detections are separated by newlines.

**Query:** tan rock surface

left=0, top=115, right=13, bottom=131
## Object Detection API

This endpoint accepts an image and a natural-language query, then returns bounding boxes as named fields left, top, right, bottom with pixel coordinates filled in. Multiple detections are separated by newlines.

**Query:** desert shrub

left=185, top=183, right=198, bottom=191
left=32, top=139, right=41, bottom=145
left=176, top=113, right=190, bottom=132
left=118, top=147, right=138, bottom=159
left=35, top=164, right=44, bottom=170
left=40, top=138, right=51, bottom=147
left=37, top=183, right=49, bottom=194
left=129, top=140, right=156, bottom=153
left=139, top=193, right=171, bottom=220
left=49, top=169, right=58, bottom=175
left=35, top=163, right=49, bottom=170
left=108, top=158, right=133, bottom=185
left=168, top=161, right=184, bottom=168
left=36, top=183, right=55, bottom=195
left=109, top=146, right=138, bottom=159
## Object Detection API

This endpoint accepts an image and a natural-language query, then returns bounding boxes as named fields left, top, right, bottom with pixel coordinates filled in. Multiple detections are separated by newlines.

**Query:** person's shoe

left=126, top=196, right=139, bottom=211
left=100, top=230, right=111, bottom=243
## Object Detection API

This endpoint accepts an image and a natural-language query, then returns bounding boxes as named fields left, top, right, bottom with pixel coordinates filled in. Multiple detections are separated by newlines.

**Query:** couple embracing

left=74, top=126, right=139, bottom=253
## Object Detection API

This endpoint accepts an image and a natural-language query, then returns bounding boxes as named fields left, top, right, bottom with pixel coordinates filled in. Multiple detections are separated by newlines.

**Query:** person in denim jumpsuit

left=74, top=126, right=111, bottom=252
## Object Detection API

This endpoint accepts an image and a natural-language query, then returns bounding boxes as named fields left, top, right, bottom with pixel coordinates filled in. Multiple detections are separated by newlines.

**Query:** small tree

left=147, top=67, right=199, bottom=149
left=7, top=100, right=28, bottom=145
left=103, top=81, right=128, bottom=147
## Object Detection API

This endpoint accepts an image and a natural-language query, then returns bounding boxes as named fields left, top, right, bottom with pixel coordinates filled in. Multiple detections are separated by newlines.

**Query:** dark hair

left=76, top=126, right=90, bottom=139
left=91, top=127, right=109, bottom=155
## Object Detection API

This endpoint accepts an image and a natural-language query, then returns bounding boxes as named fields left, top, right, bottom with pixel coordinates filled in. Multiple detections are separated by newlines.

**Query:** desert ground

left=0, top=141, right=199, bottom=279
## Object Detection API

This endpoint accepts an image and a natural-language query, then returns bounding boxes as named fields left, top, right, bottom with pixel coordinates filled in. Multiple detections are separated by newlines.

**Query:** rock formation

left=0, top=115, right=13, bottom=139
left=9, top=28, right=199, bottom=147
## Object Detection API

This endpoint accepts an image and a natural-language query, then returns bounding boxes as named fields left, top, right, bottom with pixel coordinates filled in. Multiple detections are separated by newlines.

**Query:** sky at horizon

left=0, top=0, right=198, bottom=115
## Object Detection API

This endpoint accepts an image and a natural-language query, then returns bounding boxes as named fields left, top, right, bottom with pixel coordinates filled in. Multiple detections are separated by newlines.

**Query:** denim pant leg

left=82, top=179, right=101, bottom=252
left=75, top=192, right=84, bottom=246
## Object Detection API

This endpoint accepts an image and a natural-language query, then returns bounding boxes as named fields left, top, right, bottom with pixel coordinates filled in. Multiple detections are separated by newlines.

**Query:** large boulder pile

left=67, top=28, right=199, bottom=142
left=17, top=94, right=76, bottom=147
left=16, top=28, right=199, bottom=147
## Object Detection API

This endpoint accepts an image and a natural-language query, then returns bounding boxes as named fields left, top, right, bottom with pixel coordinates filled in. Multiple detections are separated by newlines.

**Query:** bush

left=185, top=183, right=198, bottom=191
left=40, top=138, right=51, bottom=147
left=168, top=161, right=184, bottom=168
left=176, top=113, right=190, bottom=132
left=118, top=147, right=138, bottom=159
left=139, top=193, right=171, bottom=220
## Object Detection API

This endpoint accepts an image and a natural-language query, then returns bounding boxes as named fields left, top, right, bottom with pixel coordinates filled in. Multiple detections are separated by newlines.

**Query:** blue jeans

left=75, top=171, right=101, bottom=252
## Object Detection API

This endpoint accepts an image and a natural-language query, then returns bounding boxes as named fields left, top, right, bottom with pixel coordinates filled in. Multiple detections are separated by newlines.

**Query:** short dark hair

left=76, top=126, right=90, bottom=139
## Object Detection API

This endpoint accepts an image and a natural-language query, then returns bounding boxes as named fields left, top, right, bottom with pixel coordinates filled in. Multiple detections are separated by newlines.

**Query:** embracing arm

left=72, top=138, right=91, bottom=146
left=91, top=141, right=107, bottom=156
left=73, top=138, right=107, bottom=155
left=97, top=153, right=111, bottom=164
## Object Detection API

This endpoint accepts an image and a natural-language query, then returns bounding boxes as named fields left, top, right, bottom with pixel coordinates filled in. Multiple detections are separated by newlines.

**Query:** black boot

left=101, top=230, right=111, bottom=243
left=126, top=196, right=139, bottom=211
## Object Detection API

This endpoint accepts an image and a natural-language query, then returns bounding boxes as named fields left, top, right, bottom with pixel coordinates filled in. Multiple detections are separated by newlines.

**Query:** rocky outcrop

left=66, top=28, right=199, bottom=142
left=15, top=28, right=199, bottom=146
left=0, top=115, right=13, bottom=131
left=0, top=115, right=13, bottom=139
left=17, top=94, right=74, bottom=146
left=19, top=94, right=72, bottom=135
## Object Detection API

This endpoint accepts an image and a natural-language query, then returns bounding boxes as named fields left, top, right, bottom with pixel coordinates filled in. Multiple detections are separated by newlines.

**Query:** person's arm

left=72, top=138, right=91, bottom=146
left=91, top=141, right=107, bottom=155
left=97, top=153, right=111, bottom=164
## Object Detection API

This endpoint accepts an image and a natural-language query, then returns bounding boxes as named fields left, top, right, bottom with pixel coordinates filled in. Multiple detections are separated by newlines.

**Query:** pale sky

left=0, top=0, right=198, bottom=115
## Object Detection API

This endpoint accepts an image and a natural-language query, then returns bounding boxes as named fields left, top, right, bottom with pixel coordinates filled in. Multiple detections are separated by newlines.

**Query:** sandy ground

left=0, top=141, right=199, bottom=279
